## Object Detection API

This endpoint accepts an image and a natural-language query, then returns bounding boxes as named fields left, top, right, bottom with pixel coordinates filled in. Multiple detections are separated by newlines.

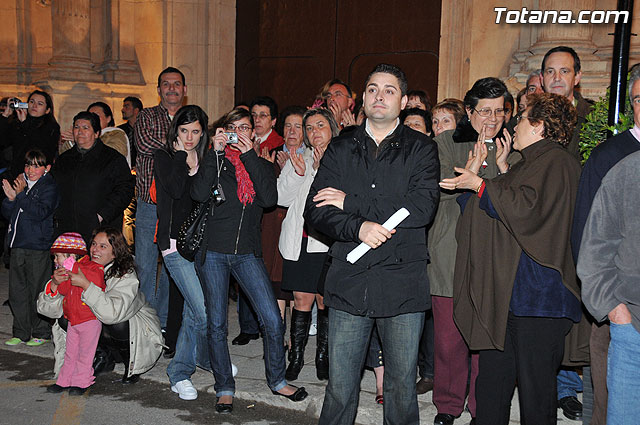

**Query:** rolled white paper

left=346, top=207, right=411, bottom=264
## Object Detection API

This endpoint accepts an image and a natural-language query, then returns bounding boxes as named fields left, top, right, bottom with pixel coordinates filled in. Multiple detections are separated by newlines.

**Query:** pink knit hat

left=50, top=232, right=87, bottom=256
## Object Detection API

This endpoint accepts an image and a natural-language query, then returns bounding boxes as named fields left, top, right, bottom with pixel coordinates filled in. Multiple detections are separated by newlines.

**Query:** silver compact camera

left=10, top=99, right=28, bottom=109
left=225, top=132, right=238, bottom=144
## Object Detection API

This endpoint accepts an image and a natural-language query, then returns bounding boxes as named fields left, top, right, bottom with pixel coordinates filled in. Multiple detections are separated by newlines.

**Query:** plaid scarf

left=224, top=146, right=255, bottom=205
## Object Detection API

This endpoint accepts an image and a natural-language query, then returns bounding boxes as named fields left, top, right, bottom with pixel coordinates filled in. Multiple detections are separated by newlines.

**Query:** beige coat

left=37, top=267, right=163, bottom=377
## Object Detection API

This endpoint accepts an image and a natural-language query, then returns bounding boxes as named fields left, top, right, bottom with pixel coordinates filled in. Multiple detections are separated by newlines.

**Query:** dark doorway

left=235, top=0, right=441, bottom=111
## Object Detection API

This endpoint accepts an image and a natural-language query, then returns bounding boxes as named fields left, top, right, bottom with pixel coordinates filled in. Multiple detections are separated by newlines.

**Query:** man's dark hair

left=366, top=64, right=408, bottom=96
left=73, top=111, right=102, bottom=134
left=277, top=105, right=306, bottom=135
left=541, top=46, right=581, bottom=74
left=326, top=79, right=353, bottom=98
left=157, top=67, right=186, bottom=87
left=406, top=89, right=431, bottom=110
left=503, top=91, right=514, bottom=112
left=250, top=96, right=278, bottom=119
left=87, top=101, right=115, bottom=127
left=463, top=77, right=508, bottom=110
left=124, top=96, right=143, bottom=112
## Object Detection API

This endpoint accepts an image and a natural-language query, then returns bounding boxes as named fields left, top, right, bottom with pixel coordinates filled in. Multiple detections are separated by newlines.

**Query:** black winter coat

left=153, top=149, right=195, bottom=251
left=0, top=115, right=60, bottom=179
left=191, top=148, right=277, bottom=256
left=52, top=140, right=134, bottom=244
left=1, top=172, right=60, bottom=251
left=304, top=123, right=440, bottom=317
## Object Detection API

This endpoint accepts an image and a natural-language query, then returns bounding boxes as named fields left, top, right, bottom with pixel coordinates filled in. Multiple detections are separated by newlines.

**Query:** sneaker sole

left=171, top=385, right=197, bottom=400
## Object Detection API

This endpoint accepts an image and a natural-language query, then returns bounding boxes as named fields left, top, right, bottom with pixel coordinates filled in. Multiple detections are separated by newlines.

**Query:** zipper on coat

left=234, top=204, right=246, bottom=254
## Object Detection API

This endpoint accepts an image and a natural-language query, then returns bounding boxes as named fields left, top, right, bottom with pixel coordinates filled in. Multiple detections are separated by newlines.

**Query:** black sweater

left=191, top=148, right=277, bottom=256
left=153, top=149, right=195, bottom=251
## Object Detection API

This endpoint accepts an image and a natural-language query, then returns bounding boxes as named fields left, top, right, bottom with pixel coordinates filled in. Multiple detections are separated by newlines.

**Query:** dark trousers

left=163, top=275, right=184, bottom=350
left=476, top=313, right=572, bottom=425
left=590, top=322, right=610, bottom=425
left=417, top=309, right=434, bottom=379
left=9, top=248, right=52, bottom=341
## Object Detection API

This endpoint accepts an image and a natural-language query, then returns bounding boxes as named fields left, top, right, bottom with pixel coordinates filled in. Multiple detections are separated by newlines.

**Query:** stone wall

left=438, top=0, right=640, bottom=103
left=0, top=0, right=235, bottom=130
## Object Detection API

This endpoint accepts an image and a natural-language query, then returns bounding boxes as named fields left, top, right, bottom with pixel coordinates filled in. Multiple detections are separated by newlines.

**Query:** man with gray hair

left=578, top=148, right=640, bottom=424
left=571, top=63, right=640, bottom=425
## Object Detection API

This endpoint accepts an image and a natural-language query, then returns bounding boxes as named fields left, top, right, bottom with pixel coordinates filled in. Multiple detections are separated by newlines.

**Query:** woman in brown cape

left=440, top=93, right=584, bottom=425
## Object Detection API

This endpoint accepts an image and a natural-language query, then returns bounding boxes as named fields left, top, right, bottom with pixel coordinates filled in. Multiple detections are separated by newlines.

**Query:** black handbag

left=177, top=194, right=214, bottom=262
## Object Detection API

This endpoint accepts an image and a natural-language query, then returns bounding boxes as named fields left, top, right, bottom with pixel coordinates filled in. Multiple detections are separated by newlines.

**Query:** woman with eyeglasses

left=277, top=108, right=338, bottom=382
left=428, top=77, right=520, bottom=425
left=440, top=93, right=584, bottom=425
left=191, top=108, right=307, bottom=414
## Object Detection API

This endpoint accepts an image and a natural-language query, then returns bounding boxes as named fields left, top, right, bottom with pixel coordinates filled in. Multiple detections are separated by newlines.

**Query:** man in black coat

left=305, top=63, right=440, bottom=425
left=52, top=111, right=134, bottom=244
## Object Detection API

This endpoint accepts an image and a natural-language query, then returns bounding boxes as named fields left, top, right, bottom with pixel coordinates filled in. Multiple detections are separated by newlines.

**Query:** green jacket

left=428, top=129, right=520, bottom=297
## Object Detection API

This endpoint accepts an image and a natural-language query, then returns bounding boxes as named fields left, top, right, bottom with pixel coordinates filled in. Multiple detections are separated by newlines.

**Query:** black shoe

left=46, top=384, right=68, bottom=393
left=68, top=386, right=87, bottom=396
left=92, top=347, right=115, bottom=376
left=163, top=347, right=176, bottom=359
left=558, top=396, right=582, bottom=420
left=271, top=386, right=308, bottom=402
left=434, top=413, right=456, bottom=425
left=231, top=332, right=259, bottom=346
left=215, top=398, right=233, bottom=414
left=122, top=373, right=140, bottom=384
left=416, top=377, right=434, bottom=394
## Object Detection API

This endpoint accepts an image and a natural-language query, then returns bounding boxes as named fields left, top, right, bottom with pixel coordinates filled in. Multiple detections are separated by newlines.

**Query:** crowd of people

left=0, top=43, right=639, bottom=425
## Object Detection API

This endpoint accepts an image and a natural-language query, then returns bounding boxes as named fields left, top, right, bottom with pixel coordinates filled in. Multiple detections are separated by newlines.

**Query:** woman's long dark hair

left=165, top=105, right=209, bottom=165
left=90, top=226, right=135, bottom=280
left=27, top=90, right=58, bottom=128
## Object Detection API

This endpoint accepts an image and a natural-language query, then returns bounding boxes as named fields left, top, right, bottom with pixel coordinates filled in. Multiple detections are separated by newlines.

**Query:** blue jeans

left=557, top=369, right=583, bottom=399
left=238, top=288, right=259, bottom=334
left=319, top=308, right=424, bottom=425
left=195, top=251, right=286, bottom=397
left=164, top=252, right=210, bottom=385
left=607, top=322, right=640, bottom=424
left=135, top=199, right=169, bottom=327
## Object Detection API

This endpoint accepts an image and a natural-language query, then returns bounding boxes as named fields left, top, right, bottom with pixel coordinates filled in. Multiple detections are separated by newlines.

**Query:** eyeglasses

left=473, top=108, right=506, bottom=117
left=516, top=115, right=530, bottom=124
left=251, top=112, right=270, bottom=120
left=225, top=124, right=252, bottom=132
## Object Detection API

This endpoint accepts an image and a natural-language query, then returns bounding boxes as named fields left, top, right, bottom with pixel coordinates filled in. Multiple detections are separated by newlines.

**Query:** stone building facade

left=0, top=0, right=638, bottom=129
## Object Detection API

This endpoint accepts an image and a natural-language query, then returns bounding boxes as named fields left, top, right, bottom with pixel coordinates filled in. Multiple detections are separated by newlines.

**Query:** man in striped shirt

left=134, top=67, right=187, bottom=327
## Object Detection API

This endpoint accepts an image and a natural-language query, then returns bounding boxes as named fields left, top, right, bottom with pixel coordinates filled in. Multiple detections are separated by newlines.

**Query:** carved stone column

left=48, top=0, right=95, bottom=80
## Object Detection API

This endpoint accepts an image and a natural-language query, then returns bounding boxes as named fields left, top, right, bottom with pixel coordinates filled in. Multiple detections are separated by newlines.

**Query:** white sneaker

left=308, top=323, right=318, bottom=336
left=171, top=379, right=198, bottom=400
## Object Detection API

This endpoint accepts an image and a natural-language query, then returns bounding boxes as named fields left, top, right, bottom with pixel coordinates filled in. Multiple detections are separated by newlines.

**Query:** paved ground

left=0, top=265, right=582, bottom=424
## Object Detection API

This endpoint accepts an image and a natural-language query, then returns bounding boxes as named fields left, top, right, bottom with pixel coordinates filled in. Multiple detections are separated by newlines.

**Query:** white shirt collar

left=365, top=118, right=400, bottom=145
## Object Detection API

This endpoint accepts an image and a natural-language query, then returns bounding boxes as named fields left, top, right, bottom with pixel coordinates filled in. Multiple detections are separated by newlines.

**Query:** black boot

left=285, top=309, right=311, bottom=381
left=315, top=308, right=329, bottom=380
left=113, top=338, right=139, bottom=384
left=92, top=344, right=115, bottom=376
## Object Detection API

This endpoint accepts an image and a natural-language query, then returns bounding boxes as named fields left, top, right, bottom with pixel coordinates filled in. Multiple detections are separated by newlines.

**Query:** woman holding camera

left=0, top=90, right=60, bottom=179
left=191, top=108, right=307, bottom=414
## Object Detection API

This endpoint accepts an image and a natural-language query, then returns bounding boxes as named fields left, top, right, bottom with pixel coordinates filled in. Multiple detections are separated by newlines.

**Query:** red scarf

left=225, top=146, right=256, bottom=205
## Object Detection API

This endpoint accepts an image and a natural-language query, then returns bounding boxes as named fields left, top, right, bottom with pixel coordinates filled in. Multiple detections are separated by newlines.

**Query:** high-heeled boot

left=315, top=308, right=329, bottom=380
left=285, top=309, right=311, bottom=381
left=113, top=337, right=140, bottom=384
